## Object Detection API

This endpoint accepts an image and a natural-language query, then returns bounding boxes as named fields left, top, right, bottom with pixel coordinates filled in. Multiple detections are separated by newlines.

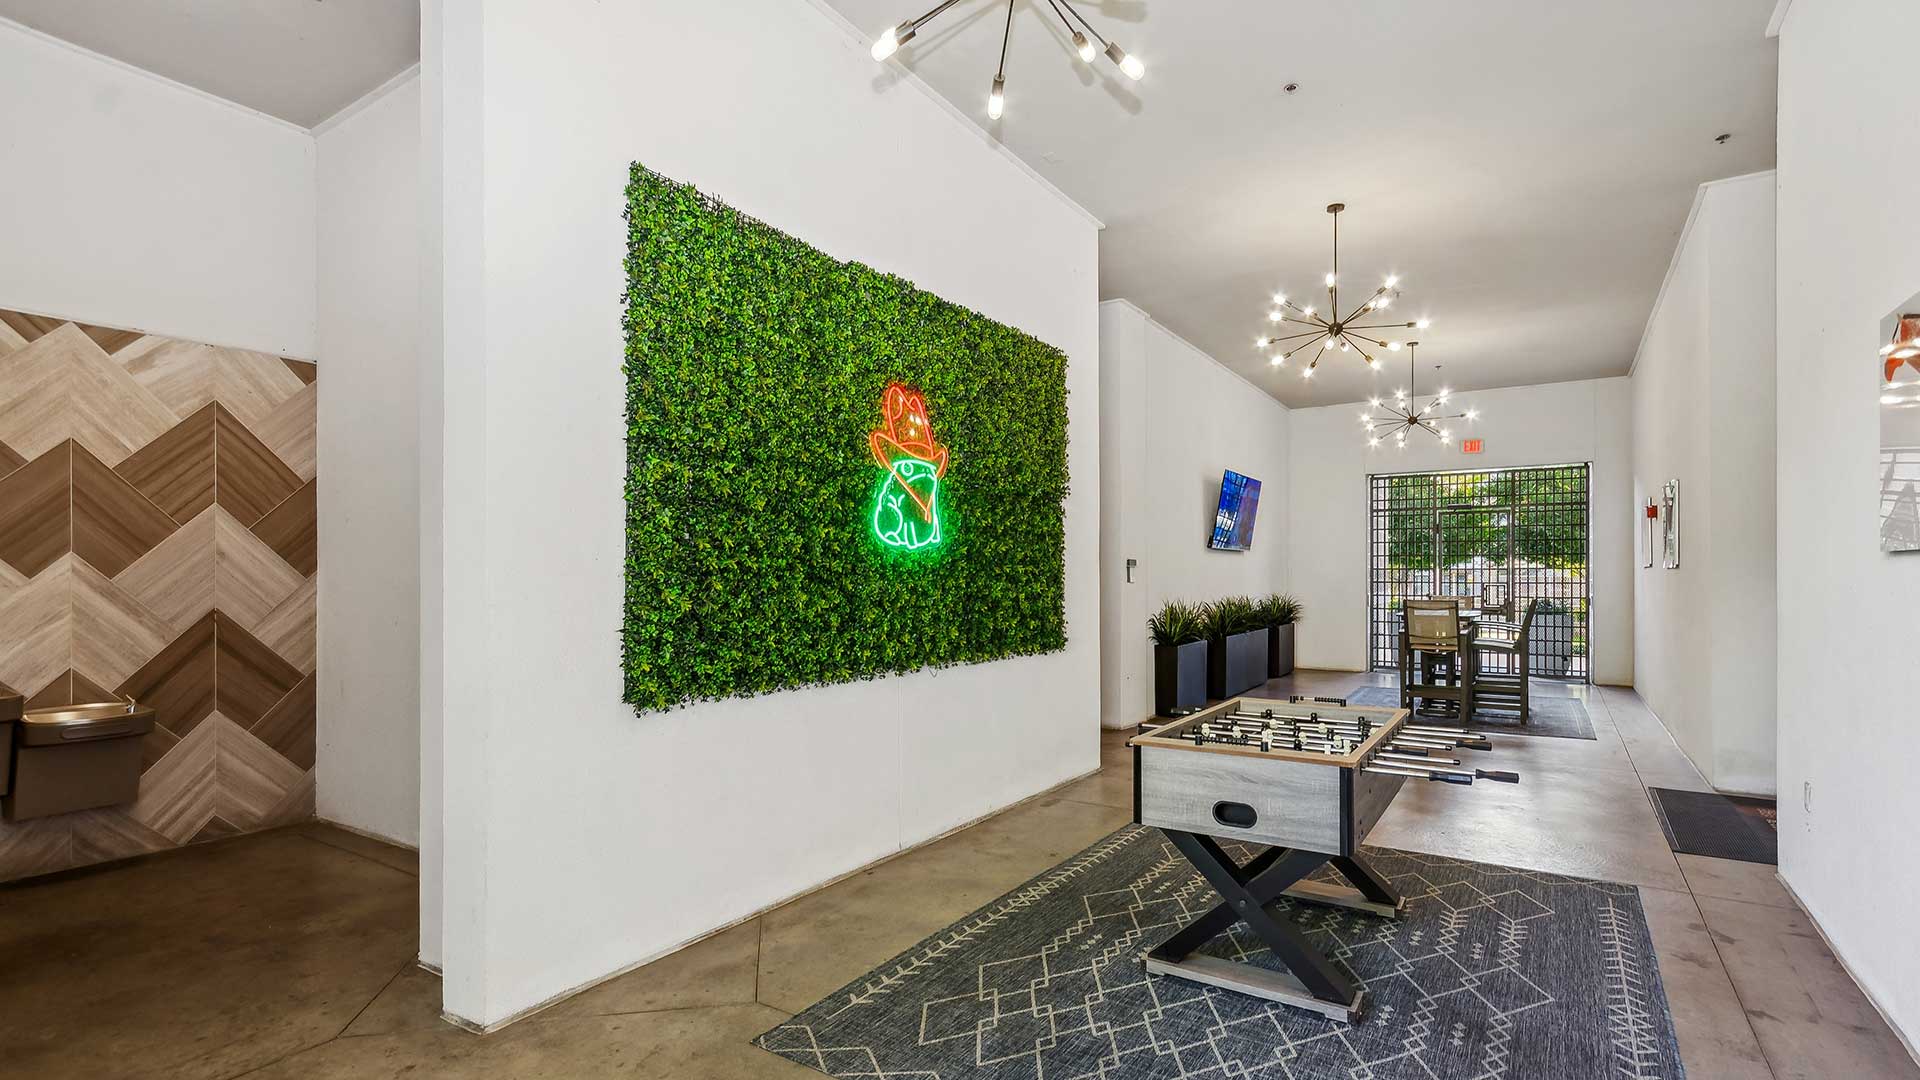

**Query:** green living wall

left=622, top=164, right=1070, bottom=711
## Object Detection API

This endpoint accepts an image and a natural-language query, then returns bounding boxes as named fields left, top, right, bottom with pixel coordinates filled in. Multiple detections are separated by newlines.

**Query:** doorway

left=1367, top=463, right=1592, bottom=681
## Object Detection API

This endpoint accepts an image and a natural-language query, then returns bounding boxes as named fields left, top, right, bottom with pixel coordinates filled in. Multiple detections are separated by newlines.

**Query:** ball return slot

left=1130, top=696, right=1519, bottom=1021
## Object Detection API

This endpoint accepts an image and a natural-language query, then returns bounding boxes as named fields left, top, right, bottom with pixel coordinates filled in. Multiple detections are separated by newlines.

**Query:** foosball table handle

left=1477, top=770, right=1520, bottom=784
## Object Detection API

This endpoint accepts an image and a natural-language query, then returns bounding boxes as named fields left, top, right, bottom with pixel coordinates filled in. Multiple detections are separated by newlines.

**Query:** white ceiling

left=824, top=0, right=1779, bottom=407
left=0, top=0, right=419, bottom=128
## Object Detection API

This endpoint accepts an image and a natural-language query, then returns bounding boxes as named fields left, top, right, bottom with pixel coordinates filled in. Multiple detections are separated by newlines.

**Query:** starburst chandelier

left=869, top=0, right=1145, bottom=121
left=1360, top=342, right=1479, bottom=449
left=1255, top=203, right=1431, bottom=380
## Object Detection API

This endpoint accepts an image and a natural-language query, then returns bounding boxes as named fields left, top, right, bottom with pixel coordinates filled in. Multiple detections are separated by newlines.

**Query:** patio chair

left=1470, top=598, right=1539, bottom=725
left=1398, top=598, right=1474, bottom=720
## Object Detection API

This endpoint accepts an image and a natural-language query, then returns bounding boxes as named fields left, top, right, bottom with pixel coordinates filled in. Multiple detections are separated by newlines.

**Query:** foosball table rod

left=1364, top=764, right=1520, bottom=786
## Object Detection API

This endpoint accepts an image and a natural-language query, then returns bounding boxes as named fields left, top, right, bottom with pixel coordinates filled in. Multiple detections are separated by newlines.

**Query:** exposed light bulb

left=1256, top=337, right=1271, bottom=348
left=1440, top=429, right=1453, bottom=442
left=1269, top=310, right=1283, bottom=323
left=1376, top=296, right=1391, bottom=309
left=1302, top=366, right=1315, bottom=379
left=1360, top=411, right=1372, bottom=422
left=1339, top=340, right=1350, bottom=351
left=1072, top=31, right=1096, bottom=62
left=1325, top=272, right=1337, bottom=286
left=1416, top=317, right=1432, bottom=329
left=1370, top=397, right=1382, bottom=408
left=1387, top=341, right=1402, bottom=351
left=871, top=21, right=915, bottom=60
left=1439, top=387, right=1451, bottom=398
left=1385, top=274, right=1400, bottom=288
left=1302, top=305, right=1315, bottom=317
left=1466, top=409, right=1479, bottom=421
left=1368, top=358, right=1380, bottom=369
left=1105, top=42, right=1144, bottom=80
left=1273, top=292, right=1288, bottom=305
left=987, top=75, right=1005, bottom=120
left=1369, top=437, right=1381, bottom=448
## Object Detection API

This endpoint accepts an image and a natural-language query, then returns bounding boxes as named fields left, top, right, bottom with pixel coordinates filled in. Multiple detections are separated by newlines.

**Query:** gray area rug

left=1346, top=684, right=1597, bottom=741
left=758, top=826, right=1683, bottom=1079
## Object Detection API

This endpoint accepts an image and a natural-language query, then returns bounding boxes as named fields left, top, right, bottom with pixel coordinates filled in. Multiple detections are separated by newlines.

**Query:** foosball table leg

left=1144, top=831, right=1366, bottom=1023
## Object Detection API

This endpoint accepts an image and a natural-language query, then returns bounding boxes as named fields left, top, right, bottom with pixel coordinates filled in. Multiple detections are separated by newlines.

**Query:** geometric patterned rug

left=758, top=826, right=1684, bottom=1079
left=1346, top=684, right=1598, bottom=742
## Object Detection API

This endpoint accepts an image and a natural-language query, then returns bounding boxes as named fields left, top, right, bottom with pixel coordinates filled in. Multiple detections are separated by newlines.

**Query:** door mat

left=1648, top=787, right=1777, bottom=865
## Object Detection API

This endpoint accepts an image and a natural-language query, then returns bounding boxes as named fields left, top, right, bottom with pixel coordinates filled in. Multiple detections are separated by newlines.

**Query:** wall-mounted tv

left=1208, top=469, right=1262, bottom=551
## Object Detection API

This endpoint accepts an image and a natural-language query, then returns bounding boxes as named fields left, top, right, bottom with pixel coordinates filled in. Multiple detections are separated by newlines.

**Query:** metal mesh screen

left=1367, top=463, right=1592, bottom=681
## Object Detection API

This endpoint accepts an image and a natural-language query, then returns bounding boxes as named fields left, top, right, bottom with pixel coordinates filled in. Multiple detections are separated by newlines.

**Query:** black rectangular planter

left=1207, top=627, right=1270, bottom=699
left=1154, top=640, right=1209, bottom=715
left=1268, top=623, right=1295, bottom=678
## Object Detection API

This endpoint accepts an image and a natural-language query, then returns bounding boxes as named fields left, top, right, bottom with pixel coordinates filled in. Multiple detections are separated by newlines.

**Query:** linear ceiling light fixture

left=870, top=0, right=1144, bottom=121
left=1360, top=342, right=1479, bottom=449
left=1256, top=203, right=1431, bottom=378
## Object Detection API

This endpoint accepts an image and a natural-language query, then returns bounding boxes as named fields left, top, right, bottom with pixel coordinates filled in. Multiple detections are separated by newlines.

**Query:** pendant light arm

left=996, top=0, right=1015, bottom=78
left=1055, top=0, right=1110, bottom=47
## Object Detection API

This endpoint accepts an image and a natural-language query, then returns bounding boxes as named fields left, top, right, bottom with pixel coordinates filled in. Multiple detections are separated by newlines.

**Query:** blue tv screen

left=1208, top=469, right=1262, bottom=551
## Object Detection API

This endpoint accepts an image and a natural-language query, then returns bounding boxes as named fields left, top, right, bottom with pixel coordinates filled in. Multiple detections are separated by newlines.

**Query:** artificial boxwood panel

left=622, top=164, right=1069, bottom=711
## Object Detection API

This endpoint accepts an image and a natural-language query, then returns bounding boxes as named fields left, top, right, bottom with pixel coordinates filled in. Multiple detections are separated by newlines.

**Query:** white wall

left=428, top=0, right=1102, bottom=1027
left=1098, top=300, right=1290, bottom=727
left=1775, top=0, right=1920, bottom=1049
left=0, top=18, right=315, bottom=357
left=315, top=74, right=423, bottom=847
left=1629, top=172, right=1778, bottom=795
left=1286, top=378, right=1633, bottom=685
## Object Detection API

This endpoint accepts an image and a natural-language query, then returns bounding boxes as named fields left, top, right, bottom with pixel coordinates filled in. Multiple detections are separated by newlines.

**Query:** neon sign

left=868, top=384, right=949, bottom=551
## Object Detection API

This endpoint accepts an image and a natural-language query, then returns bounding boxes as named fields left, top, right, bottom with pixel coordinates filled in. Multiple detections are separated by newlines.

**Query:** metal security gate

left=1367, top=463, right=1592, bottom=681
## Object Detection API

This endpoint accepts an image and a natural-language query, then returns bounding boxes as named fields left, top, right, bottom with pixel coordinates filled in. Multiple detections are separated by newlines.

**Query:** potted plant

left=1148, top=600, right=1209, bottom=715
left=1204, top=595, right=1271, bottom=699
left=1257, top=593, right=1303, bottom=678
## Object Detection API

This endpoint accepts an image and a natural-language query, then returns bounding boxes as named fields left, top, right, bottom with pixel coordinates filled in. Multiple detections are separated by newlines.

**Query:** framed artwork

left=1660, top=480, right=1680, bottom=569
left=1879, top=290, right=1920, bottom=553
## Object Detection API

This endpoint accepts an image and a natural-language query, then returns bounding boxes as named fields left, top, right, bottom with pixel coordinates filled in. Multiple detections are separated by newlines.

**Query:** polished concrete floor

left=2, top=673, right=1915, bottom=1079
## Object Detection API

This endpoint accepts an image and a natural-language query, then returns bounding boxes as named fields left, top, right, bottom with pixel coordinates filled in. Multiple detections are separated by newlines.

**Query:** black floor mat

left=1648, top=787, right=1778, bottom=865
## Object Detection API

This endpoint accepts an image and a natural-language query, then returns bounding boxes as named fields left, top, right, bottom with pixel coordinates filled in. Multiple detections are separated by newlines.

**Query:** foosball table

left=1130, top=694, right=1518, bottom=1021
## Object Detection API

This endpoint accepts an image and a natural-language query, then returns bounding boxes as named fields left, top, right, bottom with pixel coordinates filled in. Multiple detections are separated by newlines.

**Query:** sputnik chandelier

left=1255, top=203, right=1431, bottom=380
left=1360, top=342, right=1479, bottom=449
left=869, top=0, right=1144, bottom=121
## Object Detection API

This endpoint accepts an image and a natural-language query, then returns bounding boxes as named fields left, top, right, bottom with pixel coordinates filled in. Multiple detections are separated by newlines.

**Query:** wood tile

left=213, top=507, right=304, bottom=630
left=252, top=380, right=315, bottom=483
left=25, top=670, right=73, bottom=709
left=63, top=329, right=181, bottom=467
left=140, top=722, right=181, bottom=772
left=191, top=816, right=241, bottom=844
left=0, top=308, right=64, bottom=343
left=0, top=556, right=74, bottom=698
left=219, top=718, right=307, bottom=829
left=117, top=612, right=216, bottom=737
left=0, top=553, right=26, bottom=601
left=0, top=438, right=25, bottom=478
left=252, top=574, right=315, bottom=675
left=0, top=816, right=72, bottom=883
left=68, top=808, right=174, bottom=864
left=282, top=358, right=317, bottom=385
left=214, top=405, right=302, bottom=526
left=214, top=611, right=303, bottom=727
left=113, top=403, right=215, bottom=524
left=209, top=346, right=308, bottom=431
left=264, top=769, right=316, bottom=828
left=0, top=322, right=76, bottom=461
left=250, top=673, right=316, bottom=770
left=71, top=556, right=176, bottom=691
left=120, top=336, right=216, bottom=418
left=72, top=443, right=179, bottom=577
left=72, top=668, right=114, bottom=703
left=130, top=714, right=221, bottom=843
left=112, top=506, right=215, bottom=632
left=0, top=441, right=71, bottom=577
left=0, top=316, right=27, bottom=357
left=251, top=478, right=316, bottom=577
left=75, top=322, right=146, bottom=355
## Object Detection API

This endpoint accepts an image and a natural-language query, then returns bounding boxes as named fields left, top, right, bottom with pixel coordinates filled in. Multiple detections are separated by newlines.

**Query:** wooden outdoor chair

left=1470, top=598, right=1539, bottom=725
left=1398, top=598, right=1475, bottom=720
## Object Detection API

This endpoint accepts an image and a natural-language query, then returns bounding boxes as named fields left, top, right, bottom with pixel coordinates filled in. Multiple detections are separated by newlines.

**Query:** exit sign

left=1461, top=438, right=1485, bottom=454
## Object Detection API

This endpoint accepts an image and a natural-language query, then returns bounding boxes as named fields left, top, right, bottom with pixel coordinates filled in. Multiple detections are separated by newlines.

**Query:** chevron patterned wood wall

left=0, top=309, right=317, bottom=882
